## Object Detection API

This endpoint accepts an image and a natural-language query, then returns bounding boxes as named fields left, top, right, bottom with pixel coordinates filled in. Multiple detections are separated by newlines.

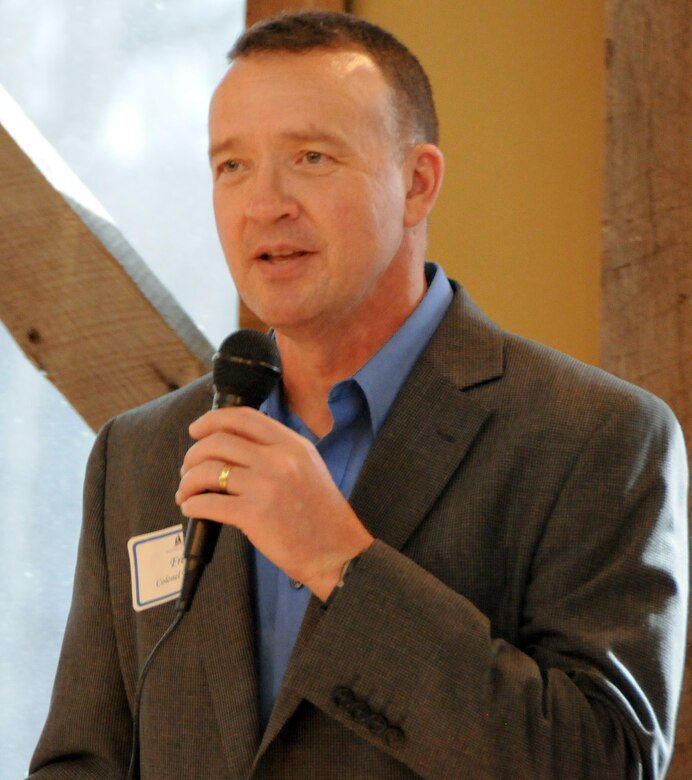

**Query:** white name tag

left=127, top=524, right=185, bottom=612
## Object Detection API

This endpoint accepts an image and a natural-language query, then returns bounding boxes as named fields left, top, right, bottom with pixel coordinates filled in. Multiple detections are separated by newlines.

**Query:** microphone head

left=213, top=329, right=281, bottom=408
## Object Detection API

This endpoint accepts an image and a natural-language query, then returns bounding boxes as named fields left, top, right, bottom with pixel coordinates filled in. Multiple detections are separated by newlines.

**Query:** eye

left=215, top=158, right=246, bottom=181
left=303, top=150, right=325, bottom=164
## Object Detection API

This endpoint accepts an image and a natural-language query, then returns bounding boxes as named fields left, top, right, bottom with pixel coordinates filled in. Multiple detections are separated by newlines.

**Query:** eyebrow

left=208, top=130, right=351, bottom=161
left=208, top=137, right=238, bottom=161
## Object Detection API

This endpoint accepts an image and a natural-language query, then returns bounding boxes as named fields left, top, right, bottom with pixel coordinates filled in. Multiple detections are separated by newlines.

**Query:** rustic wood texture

left=602, top=3, right=691, bottom=777
left=0, top=89, right=214, bottom=432
left=239, top=0, right=346, bottom=330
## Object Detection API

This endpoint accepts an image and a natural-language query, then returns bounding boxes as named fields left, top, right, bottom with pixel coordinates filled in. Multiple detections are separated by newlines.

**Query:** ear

left=403, top=144, right=445, bottom=228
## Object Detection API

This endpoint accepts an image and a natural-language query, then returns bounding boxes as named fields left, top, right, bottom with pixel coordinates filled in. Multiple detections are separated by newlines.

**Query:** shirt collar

left=354, top=262, right=453, bottom=436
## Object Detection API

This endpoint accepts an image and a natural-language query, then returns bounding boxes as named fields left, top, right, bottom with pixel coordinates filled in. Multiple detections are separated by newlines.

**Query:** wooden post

left=602, top=2, right=691, bottom=776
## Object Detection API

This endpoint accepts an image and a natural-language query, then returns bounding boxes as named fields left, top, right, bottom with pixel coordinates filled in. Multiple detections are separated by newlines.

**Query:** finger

left=179, top=491, right=250, bottom=533
left=176, top=460, right=246, bottom=504
left=180, top=431, right=259, bottom=474
left=189, top=406, right=293, bottom=445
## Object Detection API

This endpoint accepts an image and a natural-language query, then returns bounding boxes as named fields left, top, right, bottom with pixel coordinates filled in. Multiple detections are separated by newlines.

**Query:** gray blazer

left=30, top=284, right=688, bottom=779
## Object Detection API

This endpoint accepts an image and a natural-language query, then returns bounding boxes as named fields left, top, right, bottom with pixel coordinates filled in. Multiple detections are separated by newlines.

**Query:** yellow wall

left=353, top=0, right=604, bottom=364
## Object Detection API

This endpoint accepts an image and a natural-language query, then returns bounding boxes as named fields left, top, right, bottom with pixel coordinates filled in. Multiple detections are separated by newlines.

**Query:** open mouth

left=258, top=250, right=310, bottom=262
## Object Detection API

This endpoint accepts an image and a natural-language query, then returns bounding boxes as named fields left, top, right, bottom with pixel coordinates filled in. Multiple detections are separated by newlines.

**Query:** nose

left=244, top=162, right=300, bottom=224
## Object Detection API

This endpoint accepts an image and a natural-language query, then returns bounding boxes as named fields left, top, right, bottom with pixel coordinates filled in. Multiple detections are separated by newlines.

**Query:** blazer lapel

left=350, top=285, right=503, bottom=548
left=175, top=384, right=261, bottom=776
left=193, top=527, right=260, bottom=776
left=252, top=285, right=504, bottom=767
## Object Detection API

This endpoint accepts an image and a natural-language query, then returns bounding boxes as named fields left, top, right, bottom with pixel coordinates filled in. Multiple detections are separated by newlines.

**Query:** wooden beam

left=0, top=85, right=214, bottom=431
left=602, top=3, right=691, bottom=777
left=239, top=0, right=346, bottom=330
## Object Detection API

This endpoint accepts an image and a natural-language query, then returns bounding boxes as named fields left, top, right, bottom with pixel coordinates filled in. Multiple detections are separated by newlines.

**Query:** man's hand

left=176, top=407, right=373, bottom=601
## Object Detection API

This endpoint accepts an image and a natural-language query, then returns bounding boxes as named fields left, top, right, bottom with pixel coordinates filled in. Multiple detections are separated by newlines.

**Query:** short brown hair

left=228, top=10, right=439, bottom=146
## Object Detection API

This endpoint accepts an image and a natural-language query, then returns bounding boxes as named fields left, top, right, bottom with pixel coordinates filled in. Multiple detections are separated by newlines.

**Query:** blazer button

left=347, top=701, right=372, bottom=725
left=332, top=686, right=356, bottom=708
left=367, top=713, right=389, bottom=736
left=384, top=726, right=405, bottom=747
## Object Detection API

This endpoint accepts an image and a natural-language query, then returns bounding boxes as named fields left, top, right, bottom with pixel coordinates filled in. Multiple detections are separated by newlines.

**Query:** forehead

left=209, top=48, right=398, bottom=141
left=219, top=47, right=386, bottom=95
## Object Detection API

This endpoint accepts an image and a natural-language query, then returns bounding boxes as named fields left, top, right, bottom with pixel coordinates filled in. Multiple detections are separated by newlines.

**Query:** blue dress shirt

left=253, top=262, right=453, bottom=728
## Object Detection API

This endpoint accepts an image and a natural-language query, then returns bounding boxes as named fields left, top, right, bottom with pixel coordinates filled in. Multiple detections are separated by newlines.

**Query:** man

left=30, top=11, right=688, bottom=779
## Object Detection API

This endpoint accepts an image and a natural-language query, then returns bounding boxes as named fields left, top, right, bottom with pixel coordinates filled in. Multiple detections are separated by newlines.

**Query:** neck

left=276, top=266, right=427, bottom=438
left=277, top=332, right=380, bottom=437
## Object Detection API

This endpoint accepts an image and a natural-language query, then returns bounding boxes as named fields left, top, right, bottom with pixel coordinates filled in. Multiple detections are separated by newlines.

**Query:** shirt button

left=289, top=578, right=304, bottom=590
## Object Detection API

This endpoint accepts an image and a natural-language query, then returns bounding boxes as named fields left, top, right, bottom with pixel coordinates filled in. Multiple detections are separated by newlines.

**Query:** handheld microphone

left=176, top=329, right=281, bottom=612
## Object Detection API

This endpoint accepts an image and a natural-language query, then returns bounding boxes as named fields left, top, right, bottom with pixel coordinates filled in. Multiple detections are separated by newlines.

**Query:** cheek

left=332, top=179, right=399, bottom=237
left=367, top=186, right=407, bottom=257
left=364, top=166, right=406, bottom=226
left=324, top=191, right=404, bottom=276
left=213, top=191, right=241, bottom=250
left=330, top=199, right=364, bottom=235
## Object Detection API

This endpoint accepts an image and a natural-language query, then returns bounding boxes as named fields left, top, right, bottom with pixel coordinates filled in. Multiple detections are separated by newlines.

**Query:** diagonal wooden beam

left=0, top=84, right=214, bottom=431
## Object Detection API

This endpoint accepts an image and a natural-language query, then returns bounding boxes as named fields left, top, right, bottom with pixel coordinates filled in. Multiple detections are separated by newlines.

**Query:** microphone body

left=176, top=330, right=281, bottom=612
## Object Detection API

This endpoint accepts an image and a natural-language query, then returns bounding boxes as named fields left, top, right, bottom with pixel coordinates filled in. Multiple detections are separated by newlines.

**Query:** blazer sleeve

left=290, top=392, right=689, bottom=779
left=28, top=420, right=133, bottom=778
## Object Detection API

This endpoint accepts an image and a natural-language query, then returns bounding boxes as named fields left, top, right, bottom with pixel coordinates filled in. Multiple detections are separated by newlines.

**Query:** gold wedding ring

left=218, top=462, right=233, bottom=493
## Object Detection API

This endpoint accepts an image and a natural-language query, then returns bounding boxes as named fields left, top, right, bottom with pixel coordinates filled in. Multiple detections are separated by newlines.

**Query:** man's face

left=209, top=48, right=422, bottom=338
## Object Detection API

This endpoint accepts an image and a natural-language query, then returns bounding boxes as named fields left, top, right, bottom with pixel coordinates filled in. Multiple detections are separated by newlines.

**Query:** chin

left=246, top=306, right=305, bottom=333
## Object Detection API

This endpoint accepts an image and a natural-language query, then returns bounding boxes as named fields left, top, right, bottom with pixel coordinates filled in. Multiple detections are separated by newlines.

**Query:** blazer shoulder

left=440, top=281, right=681, bottom=439
left=505, top=330, right=677, bottom=425
left=102, top=373, right=213, bottom=444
